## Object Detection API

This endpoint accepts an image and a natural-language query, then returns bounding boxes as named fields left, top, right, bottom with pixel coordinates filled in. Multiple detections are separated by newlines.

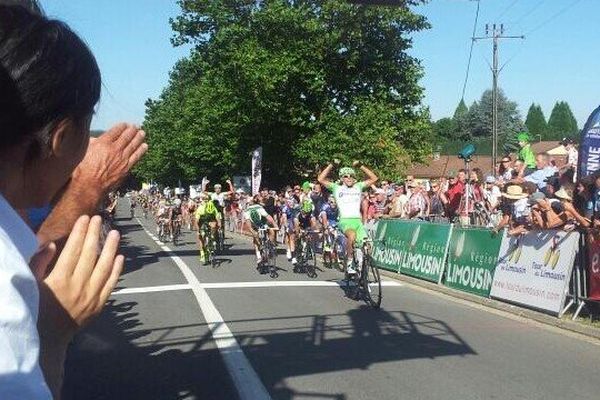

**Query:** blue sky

left=42, top=0, right=598, bottom=131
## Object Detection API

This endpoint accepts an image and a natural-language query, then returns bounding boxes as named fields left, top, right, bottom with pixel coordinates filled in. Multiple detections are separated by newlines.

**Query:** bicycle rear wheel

left=363, top=256, right=382, bottom=308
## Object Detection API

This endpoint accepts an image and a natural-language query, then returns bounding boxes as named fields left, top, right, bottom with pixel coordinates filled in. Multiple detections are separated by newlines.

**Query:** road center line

left=135, top=219, right=272, bottom=400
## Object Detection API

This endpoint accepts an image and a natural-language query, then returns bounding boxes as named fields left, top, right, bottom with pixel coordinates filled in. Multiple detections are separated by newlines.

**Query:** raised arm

left=317, top=162, right=335, bottom=188
left=226, top=178, right=235, bottom=194
left=355, top=161, right=378, bottom=187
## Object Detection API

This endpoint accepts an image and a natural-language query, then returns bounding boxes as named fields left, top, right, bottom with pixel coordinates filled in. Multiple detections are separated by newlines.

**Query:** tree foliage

left=136, top=0, right=432, bottom=186
left=524, top=103, right=547, bottom=140
left=547, top=101, right=578, bottom=140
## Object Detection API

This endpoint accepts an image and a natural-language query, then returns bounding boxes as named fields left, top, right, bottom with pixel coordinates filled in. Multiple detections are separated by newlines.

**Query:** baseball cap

left=485, top=175, right=496, bottom=184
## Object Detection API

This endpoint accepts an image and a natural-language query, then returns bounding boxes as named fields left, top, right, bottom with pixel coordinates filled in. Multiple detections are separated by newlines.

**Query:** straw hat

left=502, top=185, right=527, bottom=200
left=554, top=188, right=573, bottom=201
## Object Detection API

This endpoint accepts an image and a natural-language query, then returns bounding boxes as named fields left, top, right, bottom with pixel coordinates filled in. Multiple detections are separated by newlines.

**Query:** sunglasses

left=342, top=175, right=354, bottom=179
left=501, top=160, right=510, bottom=163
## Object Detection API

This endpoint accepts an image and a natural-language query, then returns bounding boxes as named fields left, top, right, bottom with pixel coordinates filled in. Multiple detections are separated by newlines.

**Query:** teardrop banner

left=372, top=219, right=452, bottom=283
left=578, top=105, right=600, bottom=177
left=490, top=230, right=579, bottom=316
left=443, top=226, right=504, bottom=297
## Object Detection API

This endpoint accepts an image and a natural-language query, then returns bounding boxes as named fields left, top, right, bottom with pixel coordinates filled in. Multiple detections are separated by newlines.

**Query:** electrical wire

left=460, top=0, right=481, bottom=100
left=514, top=0, right=545, bottom=26
left=525, top=0, right=583, bottom=36
left=495, top=0, right=519, bottom=22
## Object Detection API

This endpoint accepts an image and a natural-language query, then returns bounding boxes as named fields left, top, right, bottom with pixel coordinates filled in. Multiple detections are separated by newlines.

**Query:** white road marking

left=201, top=280, right=403, bottom=289
left=136, top=219, right=272, bottom=400
left=112, top=284, right=191, bottom=295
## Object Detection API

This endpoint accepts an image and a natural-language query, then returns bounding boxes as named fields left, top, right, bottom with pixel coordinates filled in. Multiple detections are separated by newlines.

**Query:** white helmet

left=174, top=199, right=182, bottom=207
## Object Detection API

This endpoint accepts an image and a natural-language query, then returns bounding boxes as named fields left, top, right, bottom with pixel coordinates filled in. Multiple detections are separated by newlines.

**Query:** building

left=406, top=141, right=568, bottom=179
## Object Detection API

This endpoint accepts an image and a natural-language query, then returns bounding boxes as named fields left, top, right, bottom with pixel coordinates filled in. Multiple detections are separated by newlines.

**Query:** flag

left=578, top=105, right=600, bottom=177
left=251, top=147, right=262, bottom=196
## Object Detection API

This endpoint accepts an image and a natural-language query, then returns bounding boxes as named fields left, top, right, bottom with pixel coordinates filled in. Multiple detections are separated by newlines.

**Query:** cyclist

left=244, top=195, right=279, bottom=267
left=281, top=189, right=301, bottom=264
left=320, top=197, right=339, bottom=229
left=203, top=179, right=235, bottom=243
left=194, top=193, right=220, bottom=264
left=170, top=198, right=183, bottom=240
left=317, top=160, right=378, bottom=274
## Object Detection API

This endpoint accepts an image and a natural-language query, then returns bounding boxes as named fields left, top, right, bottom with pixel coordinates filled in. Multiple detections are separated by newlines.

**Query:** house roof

left=407, top=141, right=569, bottom=179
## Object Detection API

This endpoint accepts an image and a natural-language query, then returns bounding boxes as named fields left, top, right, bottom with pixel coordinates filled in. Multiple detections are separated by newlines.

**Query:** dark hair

left=0, top=5, right=101, bottom=157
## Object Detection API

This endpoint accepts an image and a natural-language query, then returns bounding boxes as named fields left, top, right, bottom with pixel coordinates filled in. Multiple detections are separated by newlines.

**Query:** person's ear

left=50, top=119, right=74, bottom=157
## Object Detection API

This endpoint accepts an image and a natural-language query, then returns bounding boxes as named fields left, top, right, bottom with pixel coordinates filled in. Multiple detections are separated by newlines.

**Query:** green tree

left=524, top=103, right=547, bottom=140
left=451, top=99, right=470, bottom=141
left=547, top=101, right=578, bottom=140
left=136, top=0, right=432, bottom=186
left=432, top=117, right=456, bottom=141
left=466, top=89, right=524, bottom=144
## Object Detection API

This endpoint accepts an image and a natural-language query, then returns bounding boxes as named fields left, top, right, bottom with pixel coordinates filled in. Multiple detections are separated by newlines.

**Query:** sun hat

left=339, top=167, right=356, bottom=178
left=554, top=188, right=573, bottom=201
left=485, top=175, right=496, bottom=184
left=502, top=185, right=528, bottom=200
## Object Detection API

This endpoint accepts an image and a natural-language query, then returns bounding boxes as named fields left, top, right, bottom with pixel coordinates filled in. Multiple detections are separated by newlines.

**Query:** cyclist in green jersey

left=195, top=193, right=220, bottom=264
left=317, top=160, right=378, bottom=274
left=244, top=195, right=279, bottom=266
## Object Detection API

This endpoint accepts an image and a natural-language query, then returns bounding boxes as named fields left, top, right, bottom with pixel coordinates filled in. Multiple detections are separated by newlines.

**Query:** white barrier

left=490, top=230, right=579, bottom=316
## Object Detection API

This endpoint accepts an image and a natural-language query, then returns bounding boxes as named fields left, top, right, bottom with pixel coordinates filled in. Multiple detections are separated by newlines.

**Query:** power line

left=514, top=0, right=545, bottom=26
left=460, top=0, right=481, bottom=101
left=495, top=0, right=519, bottom=22
left=525, top=0, right=583, bottom=36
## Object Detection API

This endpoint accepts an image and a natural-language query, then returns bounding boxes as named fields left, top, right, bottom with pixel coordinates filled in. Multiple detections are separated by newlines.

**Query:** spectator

left=407, top=182, right=430, bottom=219
left=517, top=132, right=536, bottom=175
left=388, top=184, right=409, bottom=218
left=429, top=180, right=446, bottom=219
left=445, top=169, right=466, bottom=221
left=562, top=137, right=578, bottom=178
left=573, top=181, right=594, bottom=219
left=523, top=153, right=558, bottom=191
left=0, top=5, right=145, bottom=399
left=497, top=156, right=514, bottom=182
left=483, top=175, right=502, bottom=212
left=494, top=185, right=530, bottom=236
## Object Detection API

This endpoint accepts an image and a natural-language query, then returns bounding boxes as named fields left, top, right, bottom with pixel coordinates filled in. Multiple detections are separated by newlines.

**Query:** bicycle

left=322, top=225, right=346, bottom=271
left=257, top=227, right=278, bottom=278
left=171, top=218, right=182, bottom=246
left=295, top=229, right=318, bottom=278
left=157, top=218, right=171, bottom=243
left=345, top=238, right=382, bottom=309
left=199, top=222, right=217, bottom=268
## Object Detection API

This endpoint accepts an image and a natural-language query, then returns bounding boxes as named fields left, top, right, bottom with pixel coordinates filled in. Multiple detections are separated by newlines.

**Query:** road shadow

left=63, top=299, right=475, bottom=400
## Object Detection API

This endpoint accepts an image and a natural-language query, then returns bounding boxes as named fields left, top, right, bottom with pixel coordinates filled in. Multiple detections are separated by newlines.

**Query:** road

left=62, top=205, right=600, bottom=400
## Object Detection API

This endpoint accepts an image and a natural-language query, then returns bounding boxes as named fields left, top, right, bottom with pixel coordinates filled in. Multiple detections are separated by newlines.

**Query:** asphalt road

left=62, top=204, right=600, bottom=400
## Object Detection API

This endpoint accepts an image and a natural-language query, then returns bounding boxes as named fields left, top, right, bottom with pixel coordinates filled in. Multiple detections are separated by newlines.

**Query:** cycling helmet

left=339, top=167, right=356, bottom=178
left=301, top=200, right=313, bottom=213
left=301, top=181, right=312, bottom=191
left=174, top=199, right=182, bottom=207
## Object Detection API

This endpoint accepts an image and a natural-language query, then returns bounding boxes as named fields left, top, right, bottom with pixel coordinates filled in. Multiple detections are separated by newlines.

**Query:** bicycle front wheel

left=363, top=256, right=382, bottom=308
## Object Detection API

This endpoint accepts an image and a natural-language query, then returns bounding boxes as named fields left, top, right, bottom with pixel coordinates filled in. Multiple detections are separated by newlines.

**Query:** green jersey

left=326, top=182, right=366, bottom=219
left=519, top=144, right=536, bottom=169
left=244, top=204, right=269, bottom=226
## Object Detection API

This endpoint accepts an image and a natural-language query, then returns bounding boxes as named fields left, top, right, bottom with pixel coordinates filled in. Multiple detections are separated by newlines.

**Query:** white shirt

left=0, top=194, right=51, bottom=399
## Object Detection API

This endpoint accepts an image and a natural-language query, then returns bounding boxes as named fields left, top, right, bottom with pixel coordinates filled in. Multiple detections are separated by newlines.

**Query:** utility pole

left=473, top=24, right=524, bottom=174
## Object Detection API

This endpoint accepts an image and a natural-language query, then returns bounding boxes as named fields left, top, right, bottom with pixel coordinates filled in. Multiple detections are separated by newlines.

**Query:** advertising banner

left=251, top=147, right=262, bottom=196
left=490, top=230, right=579, bottom=315
left=372, top=220, right=452, bottom=283
left=444, top=227, right=503, bottom=297
left=587, top=239, right=600, bottom=300
left=578, top=105, right=600, bottom=177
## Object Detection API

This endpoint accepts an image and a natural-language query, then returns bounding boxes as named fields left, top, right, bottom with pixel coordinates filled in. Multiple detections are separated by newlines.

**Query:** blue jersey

left=320, top=203, right=339, bottom=225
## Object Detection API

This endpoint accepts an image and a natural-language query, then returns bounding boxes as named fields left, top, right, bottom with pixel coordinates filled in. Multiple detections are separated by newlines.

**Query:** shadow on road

left=62, top=300, right=475, bottom=400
